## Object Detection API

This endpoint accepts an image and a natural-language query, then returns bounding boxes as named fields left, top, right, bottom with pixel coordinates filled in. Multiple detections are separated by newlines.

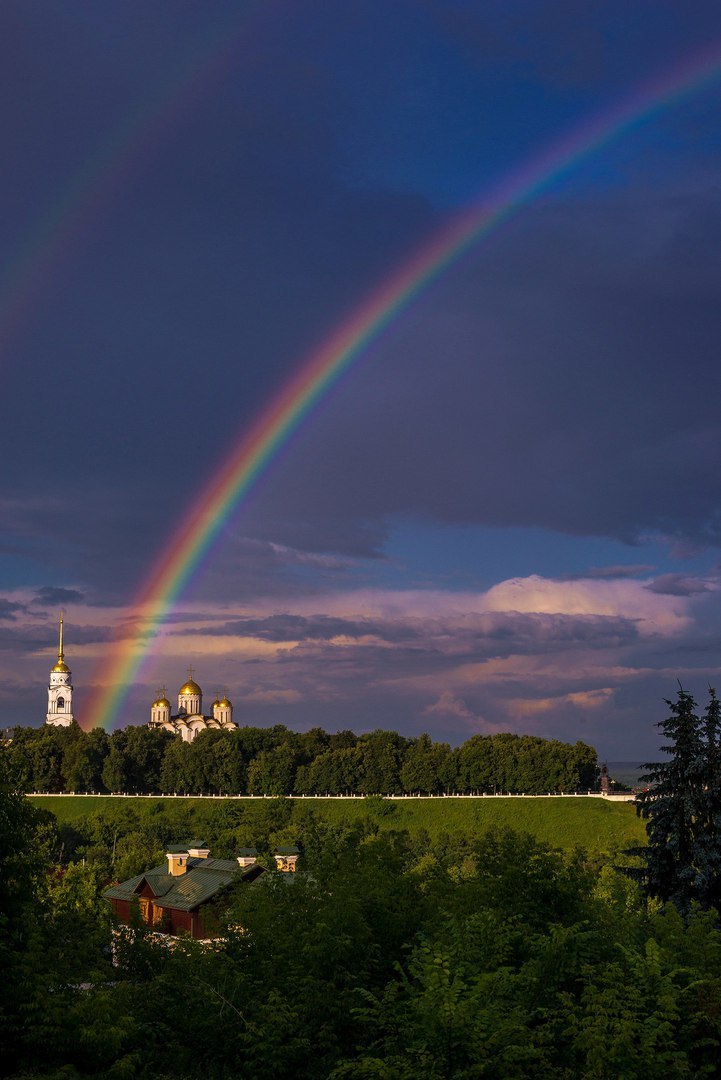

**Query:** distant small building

left=104, top=842, right=264, bottom=939
left=599, top=763, right=611, bottom=795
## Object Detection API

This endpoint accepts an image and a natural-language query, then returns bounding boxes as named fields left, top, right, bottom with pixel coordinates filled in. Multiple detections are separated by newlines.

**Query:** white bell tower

left=46, top=614, right=74, bottom=727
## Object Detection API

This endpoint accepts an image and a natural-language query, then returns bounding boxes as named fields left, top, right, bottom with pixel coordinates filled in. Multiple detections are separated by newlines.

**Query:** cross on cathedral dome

left=179, top=667, right=201, bottom=696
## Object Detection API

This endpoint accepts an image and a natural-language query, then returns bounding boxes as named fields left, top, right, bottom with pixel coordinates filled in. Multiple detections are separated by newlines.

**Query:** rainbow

left=85, top=42, right=721, bottom=730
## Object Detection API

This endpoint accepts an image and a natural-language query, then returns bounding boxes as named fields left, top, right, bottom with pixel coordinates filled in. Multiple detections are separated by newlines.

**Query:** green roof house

left=104, top=842, right=265, bottom=939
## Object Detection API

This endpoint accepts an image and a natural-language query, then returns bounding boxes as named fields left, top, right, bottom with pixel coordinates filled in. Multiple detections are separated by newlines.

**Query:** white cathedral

left=44, top=617, right=237, bottom=741
left=148, top=669, right=238, bottom=742
left=45, top=615, right=75, bottom=726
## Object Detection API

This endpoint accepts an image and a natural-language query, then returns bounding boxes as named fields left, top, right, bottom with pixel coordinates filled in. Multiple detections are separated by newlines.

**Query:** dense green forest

left=3, top=769, right=721, bottom=1078
left=6, top=722, right=598, bottom=795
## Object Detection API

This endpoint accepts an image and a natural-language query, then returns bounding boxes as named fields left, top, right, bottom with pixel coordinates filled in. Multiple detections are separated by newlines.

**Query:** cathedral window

left=57, top=697, right=65, bottom=710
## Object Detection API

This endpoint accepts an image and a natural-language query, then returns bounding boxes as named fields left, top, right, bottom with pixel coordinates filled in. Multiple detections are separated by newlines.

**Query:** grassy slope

left=30, top=795, right=646, bottom=853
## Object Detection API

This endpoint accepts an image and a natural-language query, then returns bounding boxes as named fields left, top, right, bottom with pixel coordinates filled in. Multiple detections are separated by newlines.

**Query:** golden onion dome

left=179, top=678, right=202, bottom=696
left=51, top=660, right=70, bottom=673
left=218, top=695, right=232, bottom=708
left=153, top=696, right=171, bottom=709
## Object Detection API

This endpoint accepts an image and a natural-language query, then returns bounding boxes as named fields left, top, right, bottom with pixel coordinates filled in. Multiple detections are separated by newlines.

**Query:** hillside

left=30, top=794, right=646, bottom=854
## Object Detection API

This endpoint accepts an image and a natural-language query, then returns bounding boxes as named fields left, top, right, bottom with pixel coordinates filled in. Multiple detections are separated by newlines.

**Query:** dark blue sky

left=3, top=1, right=721, bottom=756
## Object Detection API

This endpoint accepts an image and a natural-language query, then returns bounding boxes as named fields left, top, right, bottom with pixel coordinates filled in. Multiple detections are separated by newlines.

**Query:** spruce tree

left=695, top=686, right=721, bottom=910
left=630, top=685, right=706, bottom=914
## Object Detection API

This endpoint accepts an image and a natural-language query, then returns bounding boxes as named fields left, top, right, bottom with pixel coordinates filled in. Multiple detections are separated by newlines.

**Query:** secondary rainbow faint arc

left=0, top=5, right=259, bottom=360
left=85, top=43, right=721, bottom=731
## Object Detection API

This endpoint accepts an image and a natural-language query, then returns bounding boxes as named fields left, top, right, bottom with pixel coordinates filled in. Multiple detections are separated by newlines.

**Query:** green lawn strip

left=299, top=797, right=646, bottom=850
left=29, top=795, right=646, bottom=852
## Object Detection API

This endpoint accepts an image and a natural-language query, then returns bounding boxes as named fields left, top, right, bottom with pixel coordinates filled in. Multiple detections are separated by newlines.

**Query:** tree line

left=5, top=722, right=598, bottom=795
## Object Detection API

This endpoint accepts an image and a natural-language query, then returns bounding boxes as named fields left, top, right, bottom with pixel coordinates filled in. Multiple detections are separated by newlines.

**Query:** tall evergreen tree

left=630, top=685, right=706, bottom=914
left=695, top=686, right=721, bottom=911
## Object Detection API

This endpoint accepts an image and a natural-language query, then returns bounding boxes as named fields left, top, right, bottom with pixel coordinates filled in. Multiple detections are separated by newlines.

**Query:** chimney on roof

left=237, top=848, right=258, bottom=868
left=188, top=842, right=210, bottom=859
left=166, top=847, right=189, bottom=876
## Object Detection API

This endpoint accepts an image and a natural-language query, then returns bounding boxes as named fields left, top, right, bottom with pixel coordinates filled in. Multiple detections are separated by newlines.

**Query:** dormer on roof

left=274, top=845, right=299, bottom=873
